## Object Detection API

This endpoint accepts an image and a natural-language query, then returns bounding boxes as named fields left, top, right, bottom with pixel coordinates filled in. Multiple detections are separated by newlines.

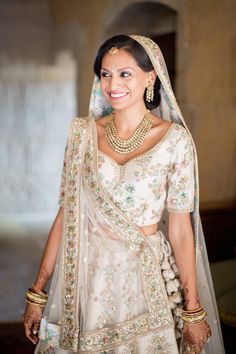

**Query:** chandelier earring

left=146, top=82, right=154, bottom=102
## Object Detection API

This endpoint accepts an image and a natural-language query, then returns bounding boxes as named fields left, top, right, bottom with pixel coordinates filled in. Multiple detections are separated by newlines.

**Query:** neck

left=113, top=103, right=149, bottom=135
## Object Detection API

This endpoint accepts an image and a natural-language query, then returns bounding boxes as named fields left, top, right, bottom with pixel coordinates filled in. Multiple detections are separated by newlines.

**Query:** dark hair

left=93, top=35, right=161, bottom=110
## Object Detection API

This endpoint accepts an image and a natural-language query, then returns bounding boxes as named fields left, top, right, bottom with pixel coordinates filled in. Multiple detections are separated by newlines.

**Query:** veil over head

left=88, top=34, right=225, bottom=354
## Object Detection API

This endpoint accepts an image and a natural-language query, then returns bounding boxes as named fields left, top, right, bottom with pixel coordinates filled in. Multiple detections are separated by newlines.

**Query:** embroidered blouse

left=59, top=122, right=195, bottom=227
left=96, top=123, right=195, bottom=227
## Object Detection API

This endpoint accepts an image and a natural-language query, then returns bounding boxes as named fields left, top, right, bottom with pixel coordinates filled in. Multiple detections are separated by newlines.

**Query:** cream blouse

left=97, top=123, right=195, bottom=227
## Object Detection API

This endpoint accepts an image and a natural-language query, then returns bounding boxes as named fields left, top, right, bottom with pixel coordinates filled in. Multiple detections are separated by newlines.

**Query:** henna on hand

left=183, top=320, right=211, bottom=354
left=34, top=266, right=50, bottom=291
left=183, top=286, right=200, bottom=310
left=23, top=303, right=43, bottom=345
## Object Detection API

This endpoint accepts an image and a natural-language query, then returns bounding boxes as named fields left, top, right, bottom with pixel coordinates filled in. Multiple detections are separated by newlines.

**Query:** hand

left=23, top=302, right=43, bottom=345
left=182, top=320, right=211, bottom=354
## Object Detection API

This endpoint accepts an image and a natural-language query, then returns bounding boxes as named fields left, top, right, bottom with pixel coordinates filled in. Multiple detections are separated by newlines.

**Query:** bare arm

left=168, top=212, right=211, bottom=353
left=34, top=206, right=64, bottom=291
left=23, top=207, right=64, bottom=344
left=168, top=212, right=199, bottom=310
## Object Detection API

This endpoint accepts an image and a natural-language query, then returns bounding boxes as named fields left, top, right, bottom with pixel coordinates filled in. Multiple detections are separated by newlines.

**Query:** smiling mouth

left=109, top=92, right=129, bottom=99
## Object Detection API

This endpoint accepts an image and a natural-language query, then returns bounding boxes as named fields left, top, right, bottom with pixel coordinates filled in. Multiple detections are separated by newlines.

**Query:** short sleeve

left=58, top=141, right=69, bottom=207
left=166, top=128, right=195, bottom=213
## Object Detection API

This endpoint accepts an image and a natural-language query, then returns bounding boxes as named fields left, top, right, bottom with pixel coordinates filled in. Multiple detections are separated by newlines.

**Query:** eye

left=100, top=71, right=111, bottom=78
left=120, top=71, right=131, bottom=78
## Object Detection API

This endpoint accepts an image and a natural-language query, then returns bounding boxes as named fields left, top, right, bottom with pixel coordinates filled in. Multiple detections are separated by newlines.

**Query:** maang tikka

left=108, top=46, right=119, bottom=55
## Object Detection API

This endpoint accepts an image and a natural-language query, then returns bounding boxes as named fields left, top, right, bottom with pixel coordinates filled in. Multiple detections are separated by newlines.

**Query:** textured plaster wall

left=0, top=0, right=77, bottom=216
left=177, top=0, right=236, bottom=205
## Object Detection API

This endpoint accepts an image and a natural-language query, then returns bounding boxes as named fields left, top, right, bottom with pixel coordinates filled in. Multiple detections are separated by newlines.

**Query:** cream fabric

left=34, top=35, right=225, bottom=354
left=97, top=123, right=195, bottom=227
left=88, top=35, right=225, bottom=353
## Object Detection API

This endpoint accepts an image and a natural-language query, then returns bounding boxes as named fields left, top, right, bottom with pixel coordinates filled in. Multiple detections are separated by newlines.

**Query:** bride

left=23, top=35, right=225, bottom=354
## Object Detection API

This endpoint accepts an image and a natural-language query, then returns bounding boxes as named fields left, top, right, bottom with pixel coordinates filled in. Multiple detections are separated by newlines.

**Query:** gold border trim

left=81, top=120, right=174, bottom=352
left=59, top=117, right=92, bottom=351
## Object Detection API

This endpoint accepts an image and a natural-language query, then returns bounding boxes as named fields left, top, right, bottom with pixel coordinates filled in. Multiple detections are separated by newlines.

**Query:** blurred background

left=0, top=0, right=235, bottom=353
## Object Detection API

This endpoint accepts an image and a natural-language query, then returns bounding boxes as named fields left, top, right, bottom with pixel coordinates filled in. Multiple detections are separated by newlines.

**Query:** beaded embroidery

left=59, top=117, right=92, bottom=350
left=80, top=121, right=174, bottom=351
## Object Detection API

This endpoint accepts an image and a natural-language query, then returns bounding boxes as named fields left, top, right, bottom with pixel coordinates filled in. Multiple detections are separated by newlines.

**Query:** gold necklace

left=105, top=111, right=153, bottom=155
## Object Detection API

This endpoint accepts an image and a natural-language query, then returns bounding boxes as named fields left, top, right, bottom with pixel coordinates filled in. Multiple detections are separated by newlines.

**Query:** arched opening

left=104, top=2, right=177, bottom=89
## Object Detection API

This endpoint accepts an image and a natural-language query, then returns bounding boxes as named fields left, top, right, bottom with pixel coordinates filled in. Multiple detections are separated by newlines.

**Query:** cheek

left=100, top=79, right=108, bottom=95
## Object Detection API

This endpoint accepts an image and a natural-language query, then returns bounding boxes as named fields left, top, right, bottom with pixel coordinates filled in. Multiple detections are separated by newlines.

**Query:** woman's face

left=100, top=49, right=154, bottom=111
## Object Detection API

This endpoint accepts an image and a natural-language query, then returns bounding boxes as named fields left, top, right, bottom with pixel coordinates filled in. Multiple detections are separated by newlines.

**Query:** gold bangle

left=181, top=312, right=206, bottom=324
left=32, top=283, right=48, bottom=298
left=184, top=318, right=206, bottom=326
left=26, top=296, right=47, bottom=305
left=26, top=289, right=48, bottom=300
left=26, top=291, right=48, bottom=304
left=182, top=309, right=205, bottom=317
left=26, top=299, right=46, bottom=308
left=182, top=306, right=203, bottom=314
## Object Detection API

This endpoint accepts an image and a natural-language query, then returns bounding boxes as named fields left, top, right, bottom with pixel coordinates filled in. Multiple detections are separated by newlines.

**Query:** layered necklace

left=104, top=111, right=153, bottom=155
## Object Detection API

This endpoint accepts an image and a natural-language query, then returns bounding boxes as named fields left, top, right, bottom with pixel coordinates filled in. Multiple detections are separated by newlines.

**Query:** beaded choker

left=105, top=111, right=153, bottom=155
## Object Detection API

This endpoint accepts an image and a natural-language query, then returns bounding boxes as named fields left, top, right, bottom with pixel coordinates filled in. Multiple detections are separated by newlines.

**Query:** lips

left=109, top=92, right=129, bottom=99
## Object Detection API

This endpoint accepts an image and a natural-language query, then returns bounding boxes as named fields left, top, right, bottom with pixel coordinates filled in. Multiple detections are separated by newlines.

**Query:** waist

left=139, top=223, right=159, bottom=237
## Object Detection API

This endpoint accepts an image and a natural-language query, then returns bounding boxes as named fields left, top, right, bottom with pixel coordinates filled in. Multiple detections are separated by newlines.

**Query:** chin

left=109, top=99, right=134, bottom=111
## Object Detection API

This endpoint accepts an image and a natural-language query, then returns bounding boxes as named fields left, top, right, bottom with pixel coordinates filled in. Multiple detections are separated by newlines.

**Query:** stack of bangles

left=180, top=306, right=207, bottom=325
left=26, top=283, right=48, bottom=308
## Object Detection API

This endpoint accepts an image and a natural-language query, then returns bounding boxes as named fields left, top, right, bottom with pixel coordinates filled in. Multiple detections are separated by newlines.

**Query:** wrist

left=184, top=301, right=201, bottom=311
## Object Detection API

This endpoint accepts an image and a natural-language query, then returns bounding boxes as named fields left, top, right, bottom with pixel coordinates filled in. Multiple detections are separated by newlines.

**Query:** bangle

left=26, top=290, right=47, bottom=302
left=184, top=318, right=206, bottom=326
left=26, top=288, right=48, bottom=306
left=182, top=305, right=203, bottom=314
left=180, top=304, right=207, bottom=324
left=32, top=283, right=48, bottom=298
left=27, top=299, right=46, bottom=308
left=181, top=311, right=206, bottom=324
left=182, top=308, right=205, bottom=318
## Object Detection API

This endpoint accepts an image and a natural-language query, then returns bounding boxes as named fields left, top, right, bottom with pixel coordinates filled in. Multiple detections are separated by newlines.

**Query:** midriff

left=139, top=223, right=158, bottom=237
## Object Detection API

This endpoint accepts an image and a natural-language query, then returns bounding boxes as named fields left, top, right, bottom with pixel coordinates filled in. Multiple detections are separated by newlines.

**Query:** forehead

left=102, top=49, right=140, bottom=70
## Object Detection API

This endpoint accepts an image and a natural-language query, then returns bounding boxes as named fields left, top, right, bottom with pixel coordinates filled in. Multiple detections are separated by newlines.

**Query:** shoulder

left=95, top=114, right=111, bottom=127
left=171, top=124, right=195, bottom=162
left=172, top=123, right=193, bottom=143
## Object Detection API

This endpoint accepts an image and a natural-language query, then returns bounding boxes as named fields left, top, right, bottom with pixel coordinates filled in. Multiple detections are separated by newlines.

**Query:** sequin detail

left=147, top=334, right=173, bottom=354
left=81, top=121, right=174, bottom=351
left=79, top=313, right=170, bottom=352
left=59, top=117, right=91, bottom=350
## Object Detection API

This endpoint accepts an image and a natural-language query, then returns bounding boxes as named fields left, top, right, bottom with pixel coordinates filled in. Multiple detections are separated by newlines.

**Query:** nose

left=109, top=74, right=122, bottom=91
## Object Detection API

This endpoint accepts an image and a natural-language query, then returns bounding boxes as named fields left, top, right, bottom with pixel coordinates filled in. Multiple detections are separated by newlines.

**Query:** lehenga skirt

left=35, top=231, right=182, bottom=354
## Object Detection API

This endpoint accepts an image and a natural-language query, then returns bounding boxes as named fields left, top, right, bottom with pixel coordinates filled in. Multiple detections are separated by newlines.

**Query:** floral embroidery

left=79, top=121, right=174, bottom=351
left=97, top=123, right=194, bottom=227
left=167, top=129, right=195, bottom=212
left=79, top=313, right=170, bottom=352
left=59, top=117, right=91, bottom=351
left=147, top=333, right=173, bottom=354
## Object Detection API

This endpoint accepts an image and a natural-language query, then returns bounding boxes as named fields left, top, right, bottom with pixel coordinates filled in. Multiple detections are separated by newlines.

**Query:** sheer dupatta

left=38, top=117, right=175, bottom=353
left=38, top=35, right=225, bottom=354
left=88, top=35, right=225, bottom=354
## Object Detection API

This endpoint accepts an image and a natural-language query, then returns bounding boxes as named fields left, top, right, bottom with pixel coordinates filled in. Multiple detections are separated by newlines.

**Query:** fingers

left=32, top=320, right=40, bottom=336
left=24, top=316, right=40, bottom=345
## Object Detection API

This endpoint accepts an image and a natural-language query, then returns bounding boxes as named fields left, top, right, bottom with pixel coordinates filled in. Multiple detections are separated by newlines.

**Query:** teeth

left=110, top=93, right=127, bottom=98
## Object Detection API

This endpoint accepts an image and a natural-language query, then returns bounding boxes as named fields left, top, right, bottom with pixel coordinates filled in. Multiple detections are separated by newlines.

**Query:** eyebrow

left=101, top=67, right=134, bottom=72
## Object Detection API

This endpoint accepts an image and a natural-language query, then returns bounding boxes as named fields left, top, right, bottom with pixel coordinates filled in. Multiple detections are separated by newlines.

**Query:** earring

left=146, top=83, right=154, bottom=102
